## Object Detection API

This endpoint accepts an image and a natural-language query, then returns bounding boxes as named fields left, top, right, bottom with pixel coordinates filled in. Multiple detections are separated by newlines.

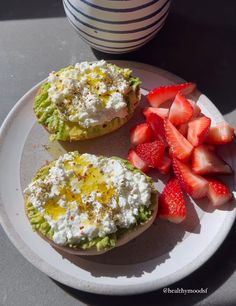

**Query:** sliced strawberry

left=207, top=179, right=232, bottom=206
left=130, top=123, right=153, bottom=146
left=135, top=140, right=165, bottom=168
left=147, top=82, right=196, bottom=108
left=187, top=116, right=211, bottom=146
left=158, top=177, right=186, bottom=223
left=178, top=123, right=188, bottom=137
left=172, top=157, right=208, bottom=199
left=127, top=149, right=149, bottom=173
left=146, top=113, right=166, bottom=144
left=157, top=156, right=172, bottom=174
left=192, top=145, right=233, bottom=175
left=205, top=122, right=235, bottom=144
left=164, top=119, right=193, bottom=161
left=204, top=144, right=216, bottom=152
left=143, top=107, right=169, bottom=119
left=168, top=92, right=194, bottom=125
left=188, top=99, right=201, bottom=118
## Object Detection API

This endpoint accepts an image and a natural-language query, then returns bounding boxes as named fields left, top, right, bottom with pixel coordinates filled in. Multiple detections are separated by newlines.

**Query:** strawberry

left=207, top=179, right=232, bottom=206
left=187, top=116, right=211, bottom=147
left=135, top=140, right=165, bottom=168
left=205, top=122, right=235, bottom=144
left=130, top=123, right=153, bottom=146
left=147, top=82, right=196, bottom=108
left=178, top=123, right=188, bottom=137
left=164, top=119, right=193, bottom=161
left=158, top=177, right=186, bottom=223
left=146, top=113, right=166, bottom=144
left=127, top=149, right=149, bottom=173
left=188, top=99, right=201, bottom=118
left=168, top=92, right=194, bottom=125
left=143, top=107, right=169, bottom=119
left=172, top=157, right=208, bottom=199
left=192, top=145, right=233, bottom=175
left=157, top=156, right=172, bottom=174
left=204, top=144, right=216, bottom=152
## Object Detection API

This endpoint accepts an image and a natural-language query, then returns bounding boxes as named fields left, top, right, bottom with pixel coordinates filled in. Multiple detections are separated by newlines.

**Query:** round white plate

left=0, top=61, right=235, bottom=295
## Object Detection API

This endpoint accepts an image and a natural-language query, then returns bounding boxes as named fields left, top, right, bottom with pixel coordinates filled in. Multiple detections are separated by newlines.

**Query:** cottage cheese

left=47, top=60, right=132, bottom=128
left=24, top=152, right=152, bottom=246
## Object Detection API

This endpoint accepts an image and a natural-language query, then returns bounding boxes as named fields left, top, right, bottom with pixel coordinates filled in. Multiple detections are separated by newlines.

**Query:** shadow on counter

left=0, top=0, right=65, bottom=20
left=93, top=9, right=236, bottom=116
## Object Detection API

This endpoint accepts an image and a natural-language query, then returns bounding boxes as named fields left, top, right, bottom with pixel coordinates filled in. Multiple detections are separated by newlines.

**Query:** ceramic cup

left=63, top=0, right=171, bottom=54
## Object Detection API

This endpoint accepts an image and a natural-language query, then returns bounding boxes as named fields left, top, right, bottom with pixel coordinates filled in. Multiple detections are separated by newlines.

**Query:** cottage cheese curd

left=24, top=152, right=152, bottom=246
left=47, top=60, right=131, bottom=128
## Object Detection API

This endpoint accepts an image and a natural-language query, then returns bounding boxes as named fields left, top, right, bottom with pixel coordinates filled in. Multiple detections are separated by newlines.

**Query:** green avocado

left=33, top=63, right=141, bottom=141
left=25, top=156, right=157, bottom=252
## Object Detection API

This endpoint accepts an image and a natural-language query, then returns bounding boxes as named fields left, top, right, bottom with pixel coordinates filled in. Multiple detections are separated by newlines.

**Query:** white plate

left=0, top=61, right=235, bottom=295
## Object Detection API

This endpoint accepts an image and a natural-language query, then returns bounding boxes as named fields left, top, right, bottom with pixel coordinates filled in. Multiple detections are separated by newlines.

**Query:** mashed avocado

left=34, top=62, right=141, bottom=141
left=25, top=156, right=157, bottom=252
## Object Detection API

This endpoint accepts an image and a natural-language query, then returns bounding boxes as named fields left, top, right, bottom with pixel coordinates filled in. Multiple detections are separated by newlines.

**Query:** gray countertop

left=1, top=1, right=236, bottom=305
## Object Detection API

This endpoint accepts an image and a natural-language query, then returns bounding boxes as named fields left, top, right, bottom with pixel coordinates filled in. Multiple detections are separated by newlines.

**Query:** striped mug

left=63, top=0, right=171, bottom=53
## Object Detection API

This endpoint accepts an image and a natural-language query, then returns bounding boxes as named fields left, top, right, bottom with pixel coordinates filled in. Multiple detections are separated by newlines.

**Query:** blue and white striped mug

left=63, top=0, right=171, bottom=53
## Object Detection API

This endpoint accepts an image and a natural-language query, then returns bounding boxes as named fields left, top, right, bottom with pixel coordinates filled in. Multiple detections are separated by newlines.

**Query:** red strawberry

left=188, top=99, right=201, bottom=118
left=207, top=179, right=232, bottom=206
left=172, top=157, right=208, bottom=199
left=178, top=123, right=188, bottom=137
left=164, top=119, right=193, bottom=161
left=204, top=144, right=216, bottom=152
left=128, top=149, right=149, bottom=173
left=147, top=82, right=196, bottom=108
left=135, top=140, right=165, bottom=168
left=143, top=107, right=169, bottom=119
left=130, top=123, right=153, bottom=146
left=158, top=177, right=186, bottom=223
left=168, top=92, right=194, bottom=125
left=157, top=156, right=172, bottom=174
left=192, top=145, right=233, bottom=175
left=146, top=113, right=166, bottom=144
left=206, top=122, right=235, bottom=144
left=187, top=116, right=211, bottom=146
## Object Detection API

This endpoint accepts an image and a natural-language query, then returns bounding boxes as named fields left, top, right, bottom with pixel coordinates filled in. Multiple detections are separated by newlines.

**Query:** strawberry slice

left=172, top=157, right=208, bottom=199
left=207, top=179, right=232, bottom=206
left=146, top=113, right=166, bottom=144
left=188, top=99, right=201, bottom=118
left=168, top=92, right=194, bottom=125
left=147, top=82, right=196, bottom=108
left=130, top=123, right=153, bottom=146
left=127, top=149, right=149, bottom=173
left=205, top=122, right=235, bottom=144
left=187, top=116, right=211, bottom=146
left=157, top=155, right=172, bottom=174
left=135, top=140, right=165, bottom=168
left=178, top=123, right=188, bottom=137
left=158, top=177, right=186, bottom=223
left=164, top=119, right=193, bottom=161
left=143, top=107, right=169, bottom=119
left=192, top=145, right=233, bottom=175
left=204, top=144, right=216, bottom=152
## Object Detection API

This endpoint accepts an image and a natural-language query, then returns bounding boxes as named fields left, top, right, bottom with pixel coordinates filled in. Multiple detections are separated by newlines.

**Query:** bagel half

left=33, top=61, right=141, bottom=141
left=24, top=152, right=158, bottom=255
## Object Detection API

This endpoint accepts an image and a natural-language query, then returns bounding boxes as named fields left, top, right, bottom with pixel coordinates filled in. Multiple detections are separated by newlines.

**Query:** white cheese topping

left=24, top=152, right=152, bottom=246
left=47, top=60, right=131, bottom=128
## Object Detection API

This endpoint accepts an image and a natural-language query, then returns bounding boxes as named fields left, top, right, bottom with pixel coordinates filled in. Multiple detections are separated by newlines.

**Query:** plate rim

left=0, top=61, right=235, bottom=295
